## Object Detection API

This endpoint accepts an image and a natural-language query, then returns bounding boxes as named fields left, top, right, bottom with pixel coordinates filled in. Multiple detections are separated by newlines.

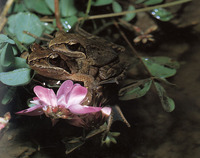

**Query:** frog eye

left=49, top=54, right=61, bottom=66
left=65, top=43, right=85, bottom=53
left=49, top=54, right=71, bottom=73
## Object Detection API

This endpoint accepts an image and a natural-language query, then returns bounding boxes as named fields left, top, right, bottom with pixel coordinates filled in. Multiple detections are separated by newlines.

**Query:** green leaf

left=0, top=65, right=3, bottom=72
left=122, top=5, right=136, bottom=21
left=42, top=22, right=56, bottom=34
left=4, top=27, right=29, bottom=53
left=11, top=46, right=18, bottom=56
left=154, top=82, right=175, bottom=112
left=12, top=57, right=30, bottom=69
left=92, top=0, right=113, bottom=6
left=119, top=79, right=152, bottom=100
left=0, top=43, right=14, bottom=67
left=151, top=8, right=173, bottom=21
left=24, top=0, right=53, bottom=15
left=157, top=78, right=176, bottom=86
left=112, top=1, right=122, bottom=13
left=142, top=56, right=178, bottom=78
left=0, top=68, right=32, bottom=86
left=7, top=12, right=44, bottom=44
left=0, top=34, right=15, bottom=44
left=45, top=0, right=55, bottom=12
left=135, top=0, right=146, bottom=4
left=1, top=86, right=17, bottom=105
left=102, top=131, right=120, bottom=147
left=144, top=0, right=163, bottom=5
left=64, top=138, right=85, bottom=155
left=60, top=0, right=78, bottom=17
left=9, top=2, right=28, bottom=13
left=150, top=56, right=179, bottom=69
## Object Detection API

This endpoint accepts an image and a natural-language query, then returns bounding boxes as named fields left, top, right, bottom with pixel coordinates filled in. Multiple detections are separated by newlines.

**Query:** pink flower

left=16, top=80, right=111, bottom=128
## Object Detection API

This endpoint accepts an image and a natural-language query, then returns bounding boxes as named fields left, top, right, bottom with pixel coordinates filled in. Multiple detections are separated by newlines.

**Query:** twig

left=23, top=31, right=51, bottom=42
left=0, top=0, right=14, bottom=32
left=43, top=33, right=54, bottom=39
left=0, top=17, right=7, bottom=32
left=113, top=21, right=138, bottom=55
left=40, top=18, right=54, bottom=22
left=54, top=0, right=63, bottom=31
left=113, top=21, right=153, bottom=77
left=79, top=0, right=92, bottom=26
left=78, top=0, right=192, bottom=21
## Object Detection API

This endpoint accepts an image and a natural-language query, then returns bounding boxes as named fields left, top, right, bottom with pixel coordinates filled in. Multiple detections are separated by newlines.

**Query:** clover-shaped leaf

left=0, top=34, right=15, bottom=44
left=119, top=79, right=152, bottom=100
left=1, top=86, right=17, bottom=105
left=92, top=0, right=113, bottom=6
left=7, top=12, right=44, bottom=44
left=0, top=43, right=14, bottom=68
left=135, top=0, right=146, bottom=4
left=42, top=22, right=56, bottom=34
left=12, top=57, right=29, bottom=69
left=102, top=131, right=120, bottom=147
left=142, top=56, right=179, bottom=78
left=144, top=0, right=163, bottom=5
left=45, top=0, right=55, bottom=13
left=151, top=8, right=173, bottom=21
left=122, top=5, right=136, bottom=21
left=24, top=0, right=53, bottom=15
left=0, top=68, right=32, bottom=86
left=112, top=1, right=122, bottom=13
left=9, top=2, right=28, bottom=13
left=112, top=2, right=136, bottom=22
left=60, top=0, right=78, bottom=17
left=154, top=82, right=175, bottom=112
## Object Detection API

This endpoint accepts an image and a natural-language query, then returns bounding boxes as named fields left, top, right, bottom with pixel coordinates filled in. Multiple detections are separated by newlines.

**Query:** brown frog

left=28, top=29, right=128, bottom=105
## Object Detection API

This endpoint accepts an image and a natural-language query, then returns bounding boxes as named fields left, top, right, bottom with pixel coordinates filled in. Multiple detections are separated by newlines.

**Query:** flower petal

left=30, top=97, right=40, bottom=105
left=57, top=80, right=73, bottom=98
left=57, top=80, right=74, bottom=107
left=101, top=107, right=112, bottom=116
left=34, top=86, right=57, bottom=107
left=16, top=105, right=44, bottom=116
left=66, top=85, right=87, bottom=107
left=68, top=104, right=102, bottom=115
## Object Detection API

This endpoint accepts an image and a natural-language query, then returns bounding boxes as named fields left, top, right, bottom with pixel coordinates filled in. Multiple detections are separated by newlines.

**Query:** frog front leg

left=98, top=61, right=128, bottom=84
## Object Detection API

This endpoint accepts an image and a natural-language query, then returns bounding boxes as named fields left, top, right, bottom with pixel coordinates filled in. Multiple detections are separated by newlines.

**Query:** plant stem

left=113, top=21, right=153, bottom=77
left=79, top=0, right=92, bottom=26
left=78, top=0, right=192, bottom=21
left=54, top=0, right=63, bottom=31
left=0, top=0, right=14, bottom=32
left=85, top=0, right=92, bottom=15
left=23, top=31, right=51, bottom=42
